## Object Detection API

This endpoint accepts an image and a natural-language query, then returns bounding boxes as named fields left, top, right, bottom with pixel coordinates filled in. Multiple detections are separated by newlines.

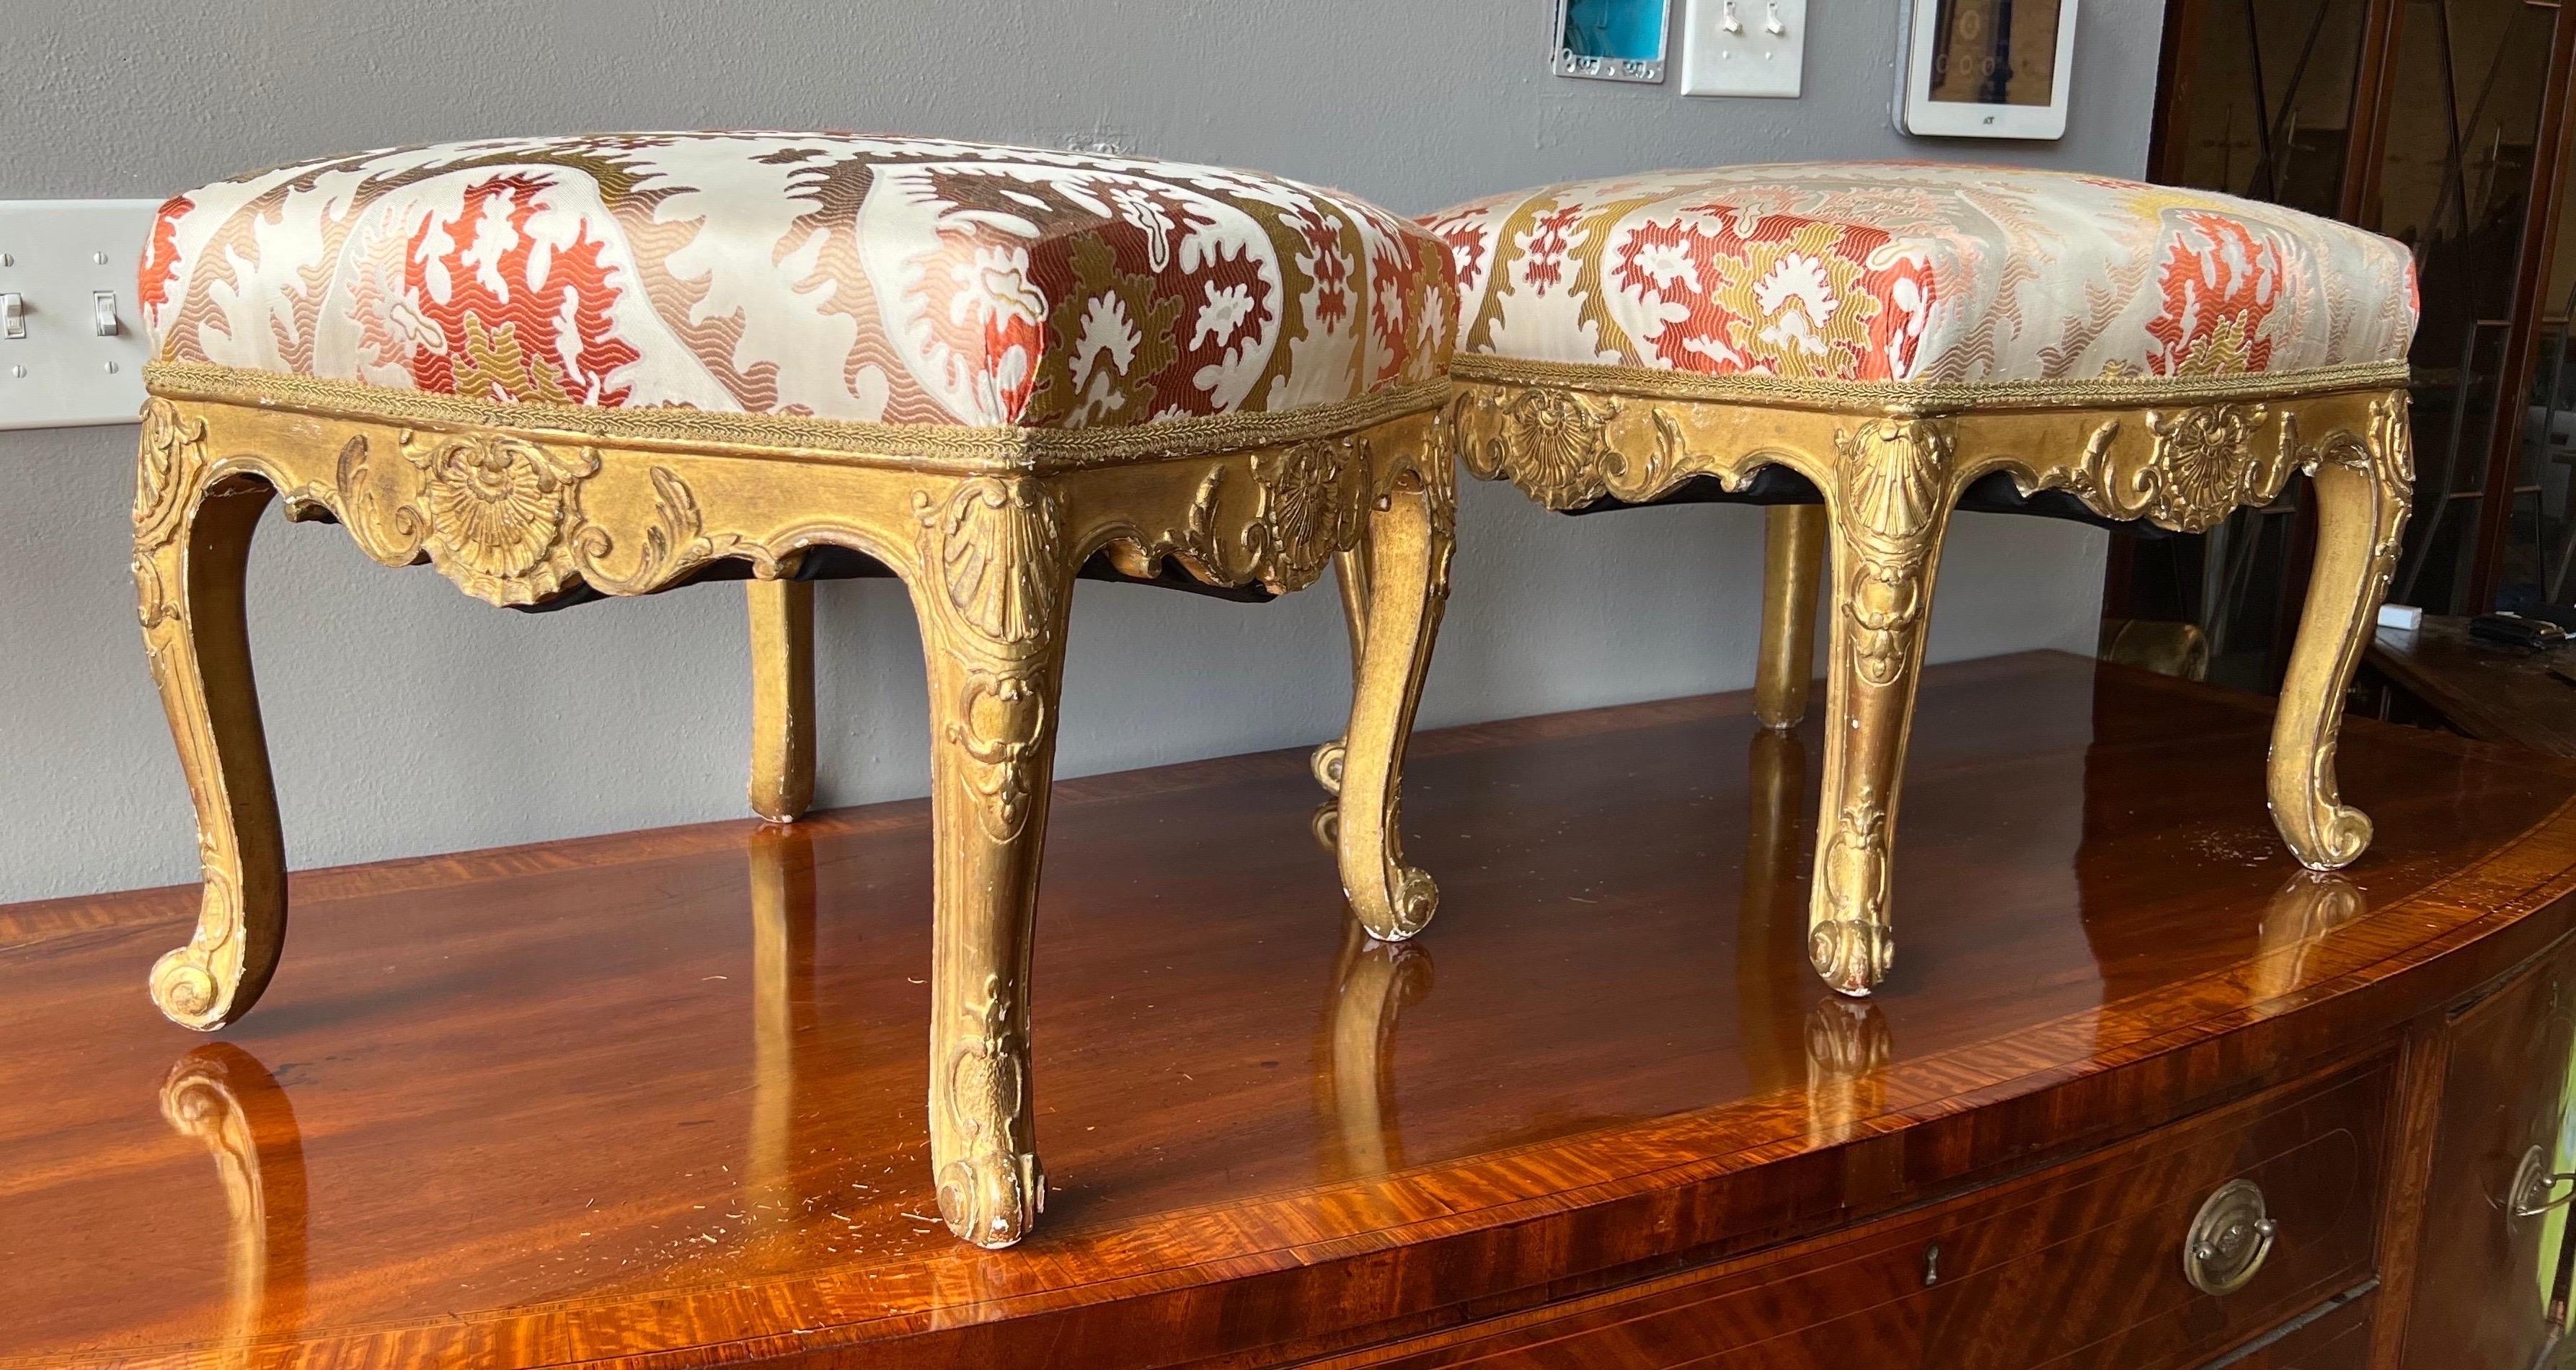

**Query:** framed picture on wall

left=1554, top=0, right=1670, bottom=83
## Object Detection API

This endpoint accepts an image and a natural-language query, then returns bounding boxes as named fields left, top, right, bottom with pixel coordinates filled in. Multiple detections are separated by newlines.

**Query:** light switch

left=1680, top=0, right=1807, bottom=98
left=0, top=200, right=164, bottom=432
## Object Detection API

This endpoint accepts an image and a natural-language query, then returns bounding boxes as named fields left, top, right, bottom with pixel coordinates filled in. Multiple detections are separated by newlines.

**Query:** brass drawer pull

left=2510, top=1145, right=2576, bottom=1223
left=2184, top=1179, right=2278, bottom=1296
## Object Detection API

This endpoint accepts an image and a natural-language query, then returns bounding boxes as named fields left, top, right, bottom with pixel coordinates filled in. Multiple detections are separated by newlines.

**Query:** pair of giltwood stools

left=133, top=137, right=2417, bottom=1245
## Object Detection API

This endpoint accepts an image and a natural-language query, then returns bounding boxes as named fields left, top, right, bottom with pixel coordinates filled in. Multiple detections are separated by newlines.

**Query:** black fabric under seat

left=443, top=465, right=2156, bottom=614
left=505, top=542, right=1277, bottom=614
left=1565, top=464, right=2172, bottom=537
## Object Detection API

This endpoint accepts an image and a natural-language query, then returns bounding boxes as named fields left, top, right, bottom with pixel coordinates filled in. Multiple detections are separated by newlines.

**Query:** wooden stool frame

left=132, top=361, right=1454, bottom=1248
left=1445, top=355, right=2413, bottom=996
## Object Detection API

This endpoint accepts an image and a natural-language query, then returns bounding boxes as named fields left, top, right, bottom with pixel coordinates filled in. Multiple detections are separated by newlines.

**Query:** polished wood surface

left=2366, top=616, right=2576, bottom=756
left=8, top=651, right=2576, bottom=1368
left=1330, top=1059, right=2388, bottom=1369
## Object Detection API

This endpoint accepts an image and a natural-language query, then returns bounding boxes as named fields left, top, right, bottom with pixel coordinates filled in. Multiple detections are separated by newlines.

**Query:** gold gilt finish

left=1448, top=359, right=2414, bottom=996
left=131, top=366, right=1455, bottom=1250
left=745, top=578, right=816, bottom=824
left=1755, top=505, right=1825, bottom=729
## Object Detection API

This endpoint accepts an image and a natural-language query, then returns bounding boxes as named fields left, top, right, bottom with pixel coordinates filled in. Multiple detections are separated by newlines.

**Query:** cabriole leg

left=1335, top=456, right=1453, bottom=942
left=1310, top=546, right=1373, bottom=798
left=2270, top=397, right=2413, bottom=870
left=1756, top=503, right=1826, bottom=729
left=747, top=578, right=815, bottom=823
left=1807, top=419, right=1960, bottom=996
left=907, top=477, right=1076, bottom=1248
left=136, top=469, right=286, bottom=1031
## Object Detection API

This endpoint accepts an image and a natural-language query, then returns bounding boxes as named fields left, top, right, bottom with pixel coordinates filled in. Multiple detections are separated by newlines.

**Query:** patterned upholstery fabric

left=1425, top=162, right=2417, bottom=387
left=143, top=133, right=1456, bottom=430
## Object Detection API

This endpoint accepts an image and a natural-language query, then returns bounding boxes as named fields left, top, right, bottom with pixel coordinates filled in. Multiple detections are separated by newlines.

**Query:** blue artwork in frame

left=1554, top=0, right=1668, bottom=83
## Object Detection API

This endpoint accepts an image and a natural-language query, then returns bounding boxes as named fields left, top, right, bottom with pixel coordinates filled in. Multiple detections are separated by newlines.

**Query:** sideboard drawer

left=2212, top=1292, right=2376, bottom=1369
left=1332, top=1059, right=2391, bottom=1369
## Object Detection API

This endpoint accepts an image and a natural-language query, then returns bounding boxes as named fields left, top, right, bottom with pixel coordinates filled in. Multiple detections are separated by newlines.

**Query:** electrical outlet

left=0, top=200, right=163, bottom=432
left=1680, top=0, right=1807, bottom=98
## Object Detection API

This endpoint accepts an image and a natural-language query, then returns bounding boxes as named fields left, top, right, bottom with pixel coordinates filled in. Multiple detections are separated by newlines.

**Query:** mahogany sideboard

left=6, top=651, right=2575, bottom=1369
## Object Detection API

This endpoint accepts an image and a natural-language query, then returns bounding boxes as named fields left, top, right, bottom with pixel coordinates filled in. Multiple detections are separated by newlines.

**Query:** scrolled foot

left=1311, top=739, right=1347, bottom=797
left=150, top=947, right=229, bottom=1030
left=937, top=1149, right=1044, bottom=1249
left=1332, top=441, right=1449, bottom=950
left=1803, top=996, right=1893, bottom=1078
left=1310, top=800, right=1341, bottom=853
left=149, top=872, right=257, bottom=1031
left=1808, top=918, right=1893, bottom=997
left=2276, top=801, right=2373, bottom=872
left=1354, top=864, right=1439, bottom=943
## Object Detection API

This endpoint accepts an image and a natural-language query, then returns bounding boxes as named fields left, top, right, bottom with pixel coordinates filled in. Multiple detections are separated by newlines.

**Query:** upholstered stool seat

left=133, top=133, right=1459, bottom=1247
left=1425, top=162, right=2417, bottom=994
left=145, top=131, right=1449, bottom=431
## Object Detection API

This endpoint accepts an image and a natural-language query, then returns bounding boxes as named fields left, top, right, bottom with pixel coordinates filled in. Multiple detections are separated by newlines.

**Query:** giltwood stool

left=1423, top=163, right=2417, bottom=995
left=133, top=132, right=1459, bottom=1246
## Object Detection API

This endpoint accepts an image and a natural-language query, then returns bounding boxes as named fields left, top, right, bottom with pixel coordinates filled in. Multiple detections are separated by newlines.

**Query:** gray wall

left=0, top=1, right=2157, bottom=903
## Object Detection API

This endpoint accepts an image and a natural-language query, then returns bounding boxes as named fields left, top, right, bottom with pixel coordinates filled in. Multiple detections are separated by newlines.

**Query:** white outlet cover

left=1680, top=0, right=1808, bottom=98
left=0, top=200, right=164, bottom=432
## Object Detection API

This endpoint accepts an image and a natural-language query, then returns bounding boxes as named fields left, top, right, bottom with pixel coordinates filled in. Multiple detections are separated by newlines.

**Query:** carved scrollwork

left=571, top=465, right=774, bottom=595
left=328, top=427, right=771, bottom=604
left=1831, top=418, right=1954, bottom=689
left=2288, top=394, right=2417, bottom=596
left=1599, top=406, right=1695, bottom=500
left=2040, top=403, right=2288, bottom=534
left=944, top=669, right=1052, bottom=842
left=1846, top=558, right=1927, bottom=688
left=1107, top=437, right=1377, bottom=596
left=2290, top=396, right=2417, bottom=502
left=936, top=972, right=1043, bottom=1245
left=1420, top=435, right=1460, bottom=602
left=1813, top=797, right=1896, bottom=992
left=132, top=400, right=246, bottom=635
left=332, top=434, right=427, bottom=567
left=135, top=397, right=211, bottom=551
left=149, top=858, right=242, bottom=1027
left=133, top=551, right=176, bottom=635
left=915, top=476, right=1069, bottom=844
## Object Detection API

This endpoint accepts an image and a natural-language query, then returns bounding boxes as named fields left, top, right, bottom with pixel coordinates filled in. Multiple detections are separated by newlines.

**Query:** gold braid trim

left=1449, top=354, right=2412, bottom=415
left=143, top=362, right=1452, bottom=474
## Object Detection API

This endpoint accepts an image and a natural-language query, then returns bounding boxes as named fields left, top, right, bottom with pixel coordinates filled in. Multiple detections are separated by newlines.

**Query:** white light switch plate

left=0, top=200, right=164, bottom=432
left=1680, top=0, right=1807, bottom=98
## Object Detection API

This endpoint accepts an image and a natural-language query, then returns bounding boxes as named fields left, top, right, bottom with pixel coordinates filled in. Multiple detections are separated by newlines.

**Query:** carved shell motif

left=1248, top=437, right=1368, bottom=593
left=928, top=478, right=1066, bottom=647
left=1833, top=419, right=1950, bottom=542
left=406, top=433, right=600, bottom=604
left=2133, top=404, right=2271, bottom=532
left=1496, top=386, right=1616, bottom=509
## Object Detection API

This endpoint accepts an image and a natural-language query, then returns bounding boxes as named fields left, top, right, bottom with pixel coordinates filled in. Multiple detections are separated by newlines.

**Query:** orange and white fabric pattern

left=1425, top=162, right=2417, bottom=388
left=142, top=133, right=1456, bottom=430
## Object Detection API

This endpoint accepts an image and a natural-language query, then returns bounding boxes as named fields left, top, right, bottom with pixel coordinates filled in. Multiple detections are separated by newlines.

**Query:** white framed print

left=1897, top=0, right=2079, bottom=140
